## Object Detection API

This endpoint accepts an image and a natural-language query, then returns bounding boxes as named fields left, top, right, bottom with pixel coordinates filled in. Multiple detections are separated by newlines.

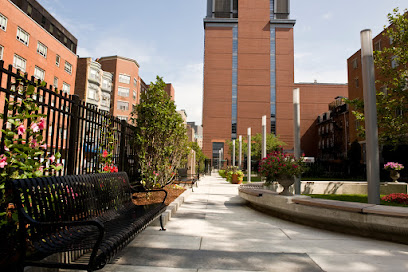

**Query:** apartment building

left=0, top=0, right=77, bottom=93
left=202, top=0, right=348, bottom=163
left=97, top=56, right=141, bottom=123
left=75, top=58, right=113, bottom=113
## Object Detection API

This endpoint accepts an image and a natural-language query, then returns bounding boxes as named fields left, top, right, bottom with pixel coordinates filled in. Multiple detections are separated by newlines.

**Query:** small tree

left=190, top=141, right=207, bottom=174
left=347, top=8, right=408, bottom=147
left=131, top=76, right=189, bottom=189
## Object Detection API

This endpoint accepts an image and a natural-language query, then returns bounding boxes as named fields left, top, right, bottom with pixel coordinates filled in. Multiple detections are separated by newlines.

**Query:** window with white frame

left=54, top=77, right=58, bottom=89
left=13, top=54, right=26, bottom=72
left=62, top=82, right=70, bottom=94
left=133, top=90, right=137, bottom=100
left=102, top=79, right=111, bottom=89
left=391, top=56, right=398, bottom=68
left=355, top=78, right=359, bottom=88
left=118, top=87, right=129, bottom=97
left=134, top=78, right=138, bottom=86
left=64, top=61, right=72, bottom=74
left=117, top=101, right=129, bottom=111
left=90, top=68, right=99, bottom=80
left=0, top=45, right=3, bottom=60
left=117, top=116, right=128, bottom=121
left=37, top=42, right=47, bottom=58
left=119, top=74, right=130, bottom=84
left=16, top=27, right=30, bottom=46
left=87, top=83, right=99, bottom=100
left=389, top=36, right=393, bottom=45
left=101, top=95, right=110, bottom=107
left=56, top=55, right=60, bottom=66
left=34, top=66, right=45, bottom=81
left=0, top=13, right=7, bottom=31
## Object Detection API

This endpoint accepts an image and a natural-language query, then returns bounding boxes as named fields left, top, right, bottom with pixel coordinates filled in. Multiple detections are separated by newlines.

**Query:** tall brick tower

left=202, top=0, right=296, bottom=165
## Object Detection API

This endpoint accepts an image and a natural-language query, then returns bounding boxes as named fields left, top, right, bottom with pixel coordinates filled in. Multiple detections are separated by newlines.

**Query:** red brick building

left=202, top=0, right=348, bottom=164
left=0, top=0, right=77, bottom=93
left=97, top=56, right=142, bottom=123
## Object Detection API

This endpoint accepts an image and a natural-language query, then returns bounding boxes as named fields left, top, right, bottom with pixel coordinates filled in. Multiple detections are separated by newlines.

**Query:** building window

left=87, top=83, right=99, bottom=100
left=391, top=56, right=398, bottom=69
left=0, top=13, right=7, bottom=31
left=374, top=40, right=381, bottom=51
left=134, top=78, right=138, bottom=86
left=275, top=0, right=290, bottom=19
left=102, top=79, right=111, bottom=90
left=117, top=101, right=129, bottom=111
left=90, top=68, right=99, bottom=81
left=381, top=86, right=387, bottom=96
left=0, top=45, right=3, bottom=60
left=119, top=74, right=131, bottom=84
left=62, top=82, right=70, bottom=94
left=64, top=61, right=72, bottom=74
left=355, top=78, right=359, bottom=88
left=355, top=120, right=360, bottom=132
left=34, top=66, right=45, bottom=81
left=352, top=58, right=358, bottom=69
left=16, top=27, right=30, bottom=46
left=13, top=54, right=26, bottom=72
left=118, top=87, right=129, bottom=97
left=133, top=90, right=137, bottom=100
left=54, top=77, right=58, bottom=89
left=56, top=55, right=60, bottom=67
left=389, top=36, right=393, bottom=45
left=37, top=42, right=47, bottom=58
left=117, top=116, right=128, bottom=121
left=101, top=95, right=110, bottom=107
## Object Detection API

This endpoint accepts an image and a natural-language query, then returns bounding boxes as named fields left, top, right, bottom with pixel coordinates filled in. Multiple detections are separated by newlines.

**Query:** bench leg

left=159, top=214, right=166, bottom=231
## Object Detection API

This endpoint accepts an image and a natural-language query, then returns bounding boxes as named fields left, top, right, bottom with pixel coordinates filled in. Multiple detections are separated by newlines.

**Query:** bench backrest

left=12, top=172, right=132, bottom=224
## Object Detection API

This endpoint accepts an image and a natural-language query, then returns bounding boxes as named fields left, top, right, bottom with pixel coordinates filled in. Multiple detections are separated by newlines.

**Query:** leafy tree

left=190, top=141, right=207, bottom=174
left=347, top=8, right=408, bottom=147
left=131, top=76, right=189, bottom=189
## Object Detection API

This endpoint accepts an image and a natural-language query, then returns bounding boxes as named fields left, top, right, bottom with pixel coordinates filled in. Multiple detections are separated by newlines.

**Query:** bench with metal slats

left=12, top=172, right=167, bottom=271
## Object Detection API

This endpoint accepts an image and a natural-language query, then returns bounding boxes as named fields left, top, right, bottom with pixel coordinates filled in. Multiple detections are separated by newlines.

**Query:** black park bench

left=174, top=168, right=199, bottom=192
left=11, top=172, right=167, bottom=271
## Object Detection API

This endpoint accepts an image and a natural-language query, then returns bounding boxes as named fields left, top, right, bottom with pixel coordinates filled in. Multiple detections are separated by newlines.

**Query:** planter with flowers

left=384, top=162, right=404, bottom=183
left=258, top=151, right=305, bottom=195
left=225, top=166, right=244, bottom=184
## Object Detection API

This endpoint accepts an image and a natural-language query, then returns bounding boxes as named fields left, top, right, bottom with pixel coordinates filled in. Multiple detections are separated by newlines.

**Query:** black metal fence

left=0, top=60, right=139, bottom=181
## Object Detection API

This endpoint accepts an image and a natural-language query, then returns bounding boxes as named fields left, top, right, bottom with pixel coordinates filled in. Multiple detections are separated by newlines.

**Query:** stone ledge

left=238, top=184, right=408, bottom=244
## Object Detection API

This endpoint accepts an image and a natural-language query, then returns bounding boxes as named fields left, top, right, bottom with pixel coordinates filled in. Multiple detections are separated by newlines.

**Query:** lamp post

left=262, top=115, right=267, bottom=159
left=361, top=29, right=380, bottom=204
left=293, top=88, right=301, bottom=194
left=239, top=135, right=242, bottom=169
left=232, top=139, right=236, bottom=166
left=247, top=127, right=251, bottom=183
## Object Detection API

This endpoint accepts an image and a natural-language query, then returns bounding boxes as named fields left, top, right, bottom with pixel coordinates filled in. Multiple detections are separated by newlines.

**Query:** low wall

left=265, top=181, right=408, bottom=195
left=239, top=184, right=408, bottom=245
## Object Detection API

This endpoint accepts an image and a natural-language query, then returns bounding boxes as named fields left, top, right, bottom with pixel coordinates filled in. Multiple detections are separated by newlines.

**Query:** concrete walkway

left=103, top=174, right=408, bottom=272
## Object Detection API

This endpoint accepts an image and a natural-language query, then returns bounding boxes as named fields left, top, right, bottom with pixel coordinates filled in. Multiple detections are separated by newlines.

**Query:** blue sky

left=37, top=0, right=407, bottom=125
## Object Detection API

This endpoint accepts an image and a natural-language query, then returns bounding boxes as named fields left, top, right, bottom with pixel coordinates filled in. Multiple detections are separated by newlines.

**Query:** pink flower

left=31, top=139, right=38, bottom=148
left=0, top=155, right=7, bottom=168
left=39, top=166, right=44, bottom=171
left=40, top=144, right=47, bottom=149
left=38, top=118, right=46, bottom=130
left=31, top=122, right=40, bottom=133
left=49, top=155, right=55, bottom=163
left=56, top=163, right=62, bottom=167
left=18, top=124, right=26, bottom=136
left=4, top=145, right=9, bottom=152
left=102, top=150, right=108, bottom=158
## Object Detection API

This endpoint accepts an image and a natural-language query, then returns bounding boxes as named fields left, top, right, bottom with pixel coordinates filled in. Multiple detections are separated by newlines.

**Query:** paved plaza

left=103, top=174, right=408, bottom=272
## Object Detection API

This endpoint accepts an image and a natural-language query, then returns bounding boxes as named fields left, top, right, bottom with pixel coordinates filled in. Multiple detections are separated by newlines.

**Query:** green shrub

left=218, top=169, right=226, bottom=178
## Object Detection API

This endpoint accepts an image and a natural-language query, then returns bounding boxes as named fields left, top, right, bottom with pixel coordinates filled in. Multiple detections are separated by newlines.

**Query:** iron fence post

left=67, top=95, right=80, bottom=175
left=119, top=120, right=127, bottom=172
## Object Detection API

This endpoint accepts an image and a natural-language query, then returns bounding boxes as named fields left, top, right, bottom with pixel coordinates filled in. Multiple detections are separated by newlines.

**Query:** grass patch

left=306, top=194, right=408, bottom=207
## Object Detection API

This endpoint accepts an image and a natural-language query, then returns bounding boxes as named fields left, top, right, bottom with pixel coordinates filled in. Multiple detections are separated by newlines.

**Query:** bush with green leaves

left=131, top=76, right=189, bottom=189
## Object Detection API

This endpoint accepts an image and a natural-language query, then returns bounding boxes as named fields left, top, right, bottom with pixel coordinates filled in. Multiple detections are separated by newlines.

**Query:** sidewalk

left=102, top=174, right=408, bottom=272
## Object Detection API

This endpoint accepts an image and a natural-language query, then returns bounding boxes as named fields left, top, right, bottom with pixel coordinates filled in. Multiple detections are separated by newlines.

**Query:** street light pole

left=247, top=127, right=251, bottom=183
left=293, top=88, right=301, bottom=194
left=239, top=135, right=242, bottom=169
left=262, top=115, right=267, bottom=159
left=232, top=139, right=236, bottom=166
left=361, top=29, right=380, bottom=204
